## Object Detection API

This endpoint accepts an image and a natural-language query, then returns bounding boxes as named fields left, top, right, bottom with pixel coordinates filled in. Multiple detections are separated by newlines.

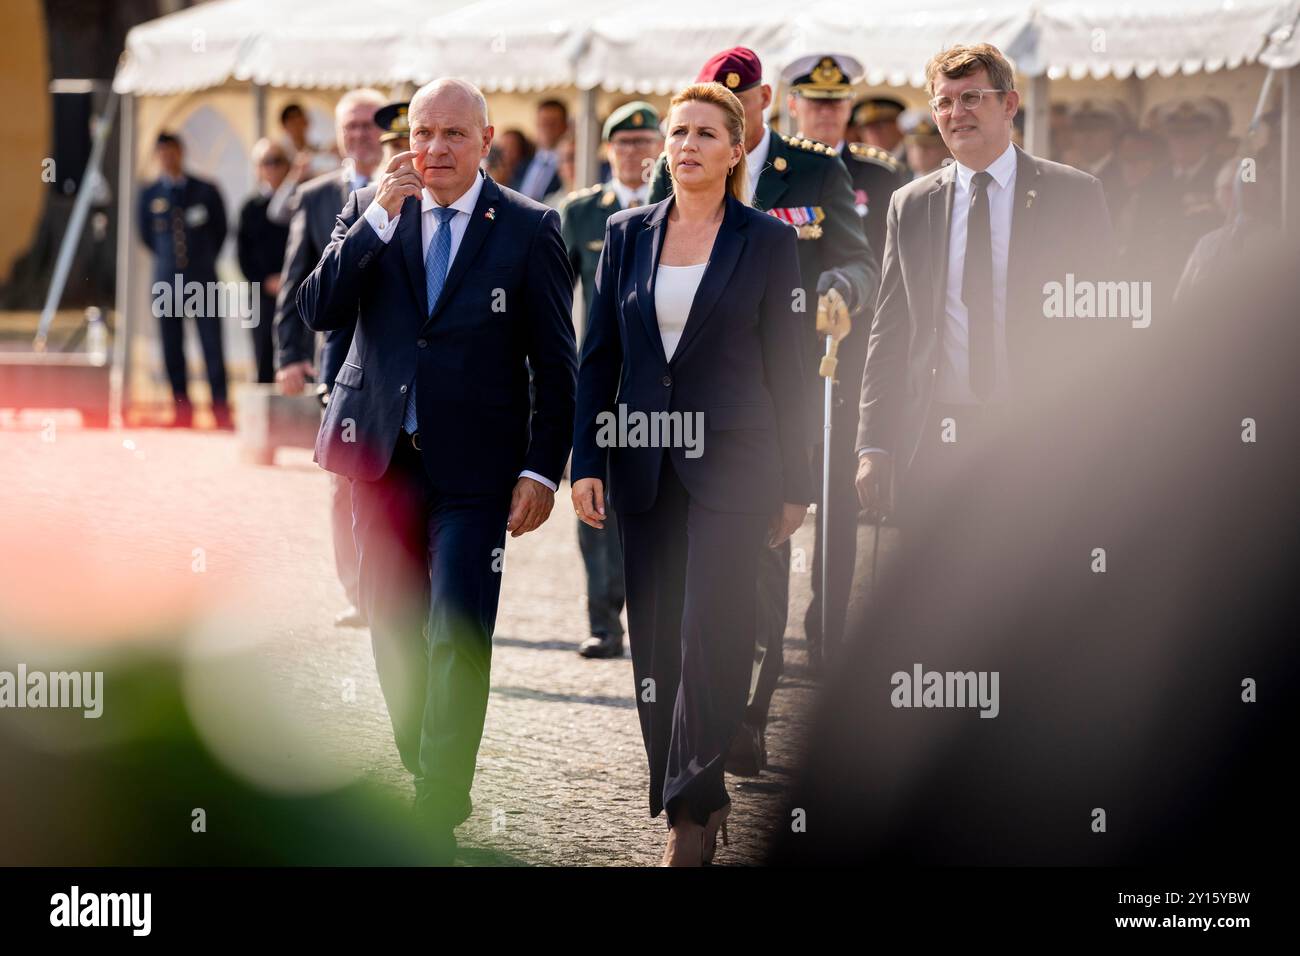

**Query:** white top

left=654, top=262, right=707, bottom=361
left=939, top=140, right=1017, bottom=405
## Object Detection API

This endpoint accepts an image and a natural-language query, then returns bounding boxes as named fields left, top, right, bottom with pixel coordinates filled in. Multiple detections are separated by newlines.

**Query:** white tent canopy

left=114, top=0, right=1297, bottom=95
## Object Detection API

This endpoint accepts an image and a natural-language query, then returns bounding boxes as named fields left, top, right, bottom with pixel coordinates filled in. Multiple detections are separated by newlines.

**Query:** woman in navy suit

left=572, top=83, right=812, bottom=865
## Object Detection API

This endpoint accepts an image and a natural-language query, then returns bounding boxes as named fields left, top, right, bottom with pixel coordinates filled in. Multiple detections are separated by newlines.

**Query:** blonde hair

left=667, top=82, right=749, bottom=203
left=924, top=44, right=1016, bottom=98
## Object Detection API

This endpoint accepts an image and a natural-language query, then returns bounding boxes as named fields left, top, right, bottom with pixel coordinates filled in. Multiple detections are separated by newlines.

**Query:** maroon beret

left=696, top=46, right=763, bottom=94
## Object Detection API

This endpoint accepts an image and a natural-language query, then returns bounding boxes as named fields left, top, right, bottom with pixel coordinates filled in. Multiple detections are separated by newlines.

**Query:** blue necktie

left=403, top=206, right=457, bottom=434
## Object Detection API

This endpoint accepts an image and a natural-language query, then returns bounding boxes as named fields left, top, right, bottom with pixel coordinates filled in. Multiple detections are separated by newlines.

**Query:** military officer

left=782, top=52, right=907, bottom=689
left=137, top=131, right=230, bottom=428
left=851, top=95, right=910, bottom=175
left=648, top=46, right=877, bottom=776
left=1132, top=98, right=1228, bottom=306
left=374, top=100, right=411, bottom=159
left=898, top=108, right=951, bottom=179
left=1069, top=98, right=1132, bottom=213
left=561, top=101, right=663, bottom=659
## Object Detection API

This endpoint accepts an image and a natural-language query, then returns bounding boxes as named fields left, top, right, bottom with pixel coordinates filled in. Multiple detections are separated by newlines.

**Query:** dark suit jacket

left=856, top=146, right=1114, bottom=477
left=137, top=175, right=226, bottom=284
left=236, top=191, right=289, bottom=318
left=572, top=194, right=813, bottom=516
left=298, top=172, right=577, bottom=495
left=274, top=169, right=355, bottom=390
left=511, top=153, right=563, bottom=201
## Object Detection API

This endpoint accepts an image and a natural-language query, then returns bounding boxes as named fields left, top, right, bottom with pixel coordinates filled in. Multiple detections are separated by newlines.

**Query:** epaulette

left=563, top=183, right=603, bottom=202
left=779, top=132, right=836, bottom=157
left=848, top=141, right=902, bottom=170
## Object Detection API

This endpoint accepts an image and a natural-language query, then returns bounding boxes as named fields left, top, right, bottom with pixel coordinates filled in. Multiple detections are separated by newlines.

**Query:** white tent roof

left=114, top=0, right=1296, bottom=95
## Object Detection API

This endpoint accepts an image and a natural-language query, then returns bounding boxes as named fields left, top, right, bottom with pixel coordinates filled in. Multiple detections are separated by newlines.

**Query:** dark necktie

left=963, top=170, right=994, bottom=400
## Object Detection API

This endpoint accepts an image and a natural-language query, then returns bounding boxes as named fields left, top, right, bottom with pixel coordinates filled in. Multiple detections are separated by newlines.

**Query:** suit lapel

left=397, top=194, right=427, bottom=316
left=751, top=131, right=789, bottom=212
left=928, top=164, right=956, bottom=333
left=635, top=198, right=670, bottom=366
left=669, top=195, right=747, bottom=365
left=1007, top=146, right=1042, bottom=328
left=422, top=173, right=500, bottom=329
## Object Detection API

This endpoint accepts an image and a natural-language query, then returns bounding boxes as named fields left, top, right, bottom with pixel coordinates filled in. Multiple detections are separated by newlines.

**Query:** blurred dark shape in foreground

left=772, top=234, right=1299, bottom=865
left=0, top=655, right=458, bottom=866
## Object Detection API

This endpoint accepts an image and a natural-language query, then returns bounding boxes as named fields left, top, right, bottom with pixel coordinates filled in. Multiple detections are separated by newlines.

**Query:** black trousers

left=350, top=435, right=512, bottom=829
left=620, top=455, right=769, bottom=825
left=577, top=510, right=625, bottom=638
left=158, top=313, right=227, bottom=406
left=249, top=293, right=276, bottom=384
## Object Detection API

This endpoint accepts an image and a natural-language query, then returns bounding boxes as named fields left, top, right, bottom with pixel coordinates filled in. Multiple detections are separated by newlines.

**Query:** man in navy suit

left=137, top=132, right=229, bottom=428
left=297, top=78, right=577, bottom=860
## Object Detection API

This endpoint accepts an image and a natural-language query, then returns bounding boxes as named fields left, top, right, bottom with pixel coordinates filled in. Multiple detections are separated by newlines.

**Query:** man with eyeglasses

left=855, top=43, right=1114, bottom=539
left=560, top=101, right=663, bottom=660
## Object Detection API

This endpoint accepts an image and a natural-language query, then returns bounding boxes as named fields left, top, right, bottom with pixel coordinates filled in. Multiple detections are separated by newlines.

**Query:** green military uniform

left=561, top=182, right=624, bottom=334
left=561, top=100, right=660, bottom=659
left=649, top=122, right=876, bottom=770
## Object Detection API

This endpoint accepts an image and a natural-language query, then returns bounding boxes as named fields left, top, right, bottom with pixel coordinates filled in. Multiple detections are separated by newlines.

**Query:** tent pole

left=575, top=87, right=599, bottom=188
left=1023, top=74, right=1050, bottom=158
left=1284, top=66, right=1299, bottom=237
left=253, top=83, right=267, bottom=140
left=109, top=91, right=136, bottom=429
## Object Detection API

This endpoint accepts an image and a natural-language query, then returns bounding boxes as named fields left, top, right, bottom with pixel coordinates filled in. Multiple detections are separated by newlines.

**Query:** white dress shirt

left=654, top=263, right=707, bottom=361
left=361, top=173, right=557, bottom=492
left=745, top=126, right=772, bottom=204
left=611, top=179, right=649, bottom=208
left=937, top=141, right=1017, bottom=405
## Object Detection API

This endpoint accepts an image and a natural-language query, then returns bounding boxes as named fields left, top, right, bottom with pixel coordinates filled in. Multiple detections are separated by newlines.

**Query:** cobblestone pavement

left=2, top=427, right=836, bottom=866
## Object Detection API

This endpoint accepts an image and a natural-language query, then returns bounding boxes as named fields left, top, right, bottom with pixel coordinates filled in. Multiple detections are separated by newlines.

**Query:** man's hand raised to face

left=375, top=150, right=424, bottom=217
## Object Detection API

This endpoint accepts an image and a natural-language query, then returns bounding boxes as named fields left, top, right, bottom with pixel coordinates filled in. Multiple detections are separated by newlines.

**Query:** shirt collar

left=610, top=179, right=648, bottom=208
left=954, top=141, right=1016, bottom=191
left=747, top=125, right=772, bottom=170
left=421, top=170, right=485, bottom=217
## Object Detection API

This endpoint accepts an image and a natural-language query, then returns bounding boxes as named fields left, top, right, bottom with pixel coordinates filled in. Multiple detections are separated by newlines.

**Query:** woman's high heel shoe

left=703, top=803, right=731, bottom=864
left=661, top=816, right=708, bottom=866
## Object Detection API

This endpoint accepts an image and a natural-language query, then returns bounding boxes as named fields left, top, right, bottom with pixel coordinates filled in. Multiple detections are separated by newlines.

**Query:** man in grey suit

left=273, top=88, right=386, bottom=628
left=855, top=44, right=1116, bottom=527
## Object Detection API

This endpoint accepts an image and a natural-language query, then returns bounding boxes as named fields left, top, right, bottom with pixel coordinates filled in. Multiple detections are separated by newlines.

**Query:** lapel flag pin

left=1026, top=189, right=1037, bottom=209
left=485, top=207, right=496, bottom=220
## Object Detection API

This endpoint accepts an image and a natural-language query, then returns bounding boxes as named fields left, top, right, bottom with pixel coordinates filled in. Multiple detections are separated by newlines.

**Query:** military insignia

left=810, top=58, right=844, bottom=86
left=773, top=156, right=787, bottom=172
left=632, top=112, right=644, bottom=126
left=854, top=188, right=869, bottom=217
left=586, top=240, right=603, bottom=251
left=600, top=190, right=616, bottom=207
left=849, top=141, right=902, bottom=170
left=1026, top=189, right=1037, bottom=209
left=184, top=204, right=208, bottom=227
left=725, top=72, right=740, bottom=89
left=769, top=206, right=825, bottom=239
left=149, top=196, right=169, bottom=214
